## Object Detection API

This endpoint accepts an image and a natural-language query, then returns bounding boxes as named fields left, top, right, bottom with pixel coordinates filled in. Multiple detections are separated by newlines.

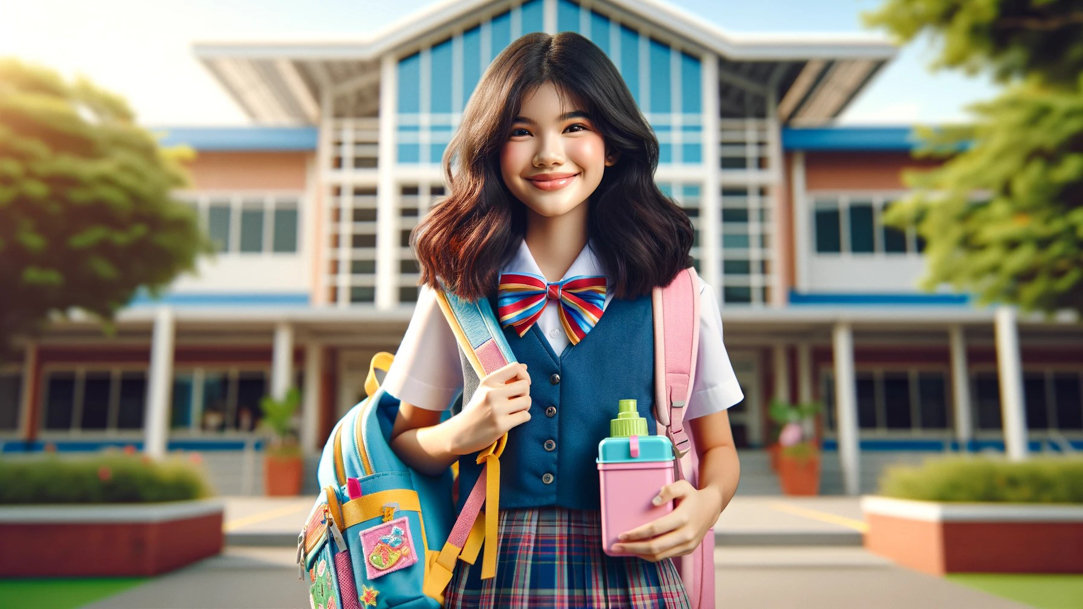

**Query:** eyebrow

left=511, top=110, right=591, bottom=124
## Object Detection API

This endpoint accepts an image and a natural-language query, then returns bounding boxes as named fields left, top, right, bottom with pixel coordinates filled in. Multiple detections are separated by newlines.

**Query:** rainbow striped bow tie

left=497, top=273, right=607, bottom=345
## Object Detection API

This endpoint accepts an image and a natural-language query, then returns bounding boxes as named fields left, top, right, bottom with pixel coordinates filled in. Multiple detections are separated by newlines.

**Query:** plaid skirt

left=445, top=507, right=690, bottom=609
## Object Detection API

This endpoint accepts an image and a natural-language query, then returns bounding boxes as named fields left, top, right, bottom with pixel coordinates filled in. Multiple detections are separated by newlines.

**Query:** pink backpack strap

left=652, top=267, right=701, bottom=466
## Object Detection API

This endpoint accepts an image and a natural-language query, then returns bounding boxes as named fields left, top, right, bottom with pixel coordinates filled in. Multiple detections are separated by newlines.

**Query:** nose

left=532, top=134, right=564, bottom=167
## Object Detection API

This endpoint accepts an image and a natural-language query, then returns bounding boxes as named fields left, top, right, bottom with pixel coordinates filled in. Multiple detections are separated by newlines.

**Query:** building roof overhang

left=193, top=0, right=896, bottom=125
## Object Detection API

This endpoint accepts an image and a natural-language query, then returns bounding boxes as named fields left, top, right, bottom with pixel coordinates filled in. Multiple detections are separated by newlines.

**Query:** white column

left=375, top=53, right=398, bottom=309
left=791, top=152, right=810, bottom=293
left=272, top=322, right=295, bottom=400
left=797, top=342, right=813, bottom=404
left=18, top=341, right=37, bottom=441
left=765, top=87, right=786, bottom=307
left=772, top=344, right=790, bottom=403
left=700, top=53, right=721, bottom=292
left=144, top=306, right=174, bottom=459
left=833, top=322, right=860, bottom=495
left=949, top=325, right=973, bottom=450
left=995, top=306, right=1029, bottom=460
left=301, top=343, right=323, bottom=455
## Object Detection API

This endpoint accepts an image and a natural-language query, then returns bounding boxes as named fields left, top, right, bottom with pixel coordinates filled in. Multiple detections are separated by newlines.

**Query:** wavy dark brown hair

left=413, top=32, right=693, bottom=300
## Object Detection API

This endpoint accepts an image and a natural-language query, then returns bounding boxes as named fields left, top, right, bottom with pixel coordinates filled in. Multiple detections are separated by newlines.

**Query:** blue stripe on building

left=789, top=290, right=971, bottom=306
left=155, top=127, right=318, bottom=151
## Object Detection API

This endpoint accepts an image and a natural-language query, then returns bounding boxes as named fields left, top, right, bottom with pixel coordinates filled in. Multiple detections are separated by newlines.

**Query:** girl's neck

left=524, top=206, right=589, bottom=282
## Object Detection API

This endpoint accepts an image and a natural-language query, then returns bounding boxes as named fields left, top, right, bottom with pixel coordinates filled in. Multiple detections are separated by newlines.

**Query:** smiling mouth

left=526, top=174, right=579, bottom=191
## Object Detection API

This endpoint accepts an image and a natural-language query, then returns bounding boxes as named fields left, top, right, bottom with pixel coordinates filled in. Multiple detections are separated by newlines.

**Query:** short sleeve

left=381, top=285, right=464, bottom=411
left=684, top=280, right=744, bottom=420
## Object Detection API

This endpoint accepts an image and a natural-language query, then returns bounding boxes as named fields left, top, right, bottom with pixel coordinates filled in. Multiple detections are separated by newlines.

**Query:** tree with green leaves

left=863, top=0, right=1083, bottom=317
left=0, top=59, right=211, bottom=356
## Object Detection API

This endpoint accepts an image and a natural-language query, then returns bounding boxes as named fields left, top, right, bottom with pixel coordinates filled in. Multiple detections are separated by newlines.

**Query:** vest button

left=541, top=472, right=554, bottom=484
left=545, top=405, right=557, bottom=418
left=549, top=373, right=561, bottom=385
left=543, top=439, right=556, bottom=451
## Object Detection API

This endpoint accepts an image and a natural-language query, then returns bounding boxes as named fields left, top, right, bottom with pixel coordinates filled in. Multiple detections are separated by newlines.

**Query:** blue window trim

left=156, top=127, right=317, bottom=152
left=128, top=292, right=310, bottom=307
left=788, top=290, right=971, bottom=306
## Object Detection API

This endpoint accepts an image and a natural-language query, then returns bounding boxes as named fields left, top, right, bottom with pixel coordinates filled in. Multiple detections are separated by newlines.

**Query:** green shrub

left=0, top=453, right=214, bottom=504
left=879, top=456, right=1083, bottom=503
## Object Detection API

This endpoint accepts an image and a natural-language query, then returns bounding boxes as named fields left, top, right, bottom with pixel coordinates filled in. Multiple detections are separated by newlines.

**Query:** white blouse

left=382, top=241, right=744, bottom=419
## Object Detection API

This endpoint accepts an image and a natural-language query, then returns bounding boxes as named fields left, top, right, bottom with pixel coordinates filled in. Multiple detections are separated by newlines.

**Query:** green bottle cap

left=610, top=399, right=647, bottom=437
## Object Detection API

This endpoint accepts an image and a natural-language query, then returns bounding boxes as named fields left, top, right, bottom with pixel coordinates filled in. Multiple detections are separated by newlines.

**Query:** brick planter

left=0, top=499, right=224, bottom=576
left=862, top=496, right=1083, bottom=575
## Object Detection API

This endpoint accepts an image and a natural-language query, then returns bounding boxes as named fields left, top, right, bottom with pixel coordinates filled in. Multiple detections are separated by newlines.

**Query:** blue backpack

left=297, top=291, right=514, bottom=609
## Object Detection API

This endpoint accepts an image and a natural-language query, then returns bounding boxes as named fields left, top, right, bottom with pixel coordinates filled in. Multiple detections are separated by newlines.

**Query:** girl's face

left=499, top=82, right=614, bottom=222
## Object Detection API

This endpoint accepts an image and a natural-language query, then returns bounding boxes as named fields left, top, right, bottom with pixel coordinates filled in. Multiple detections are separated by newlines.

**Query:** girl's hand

left=610, top=480, right=723, bottom=562
left=448, top=362, right=532, bottom=455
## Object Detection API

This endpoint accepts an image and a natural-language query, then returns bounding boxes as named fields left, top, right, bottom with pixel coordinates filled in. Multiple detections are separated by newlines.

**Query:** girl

left=385, top=32, right=743, bottom=608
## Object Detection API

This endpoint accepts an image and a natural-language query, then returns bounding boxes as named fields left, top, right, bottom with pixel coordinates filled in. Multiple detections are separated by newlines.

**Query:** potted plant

left=768, top=398, right=823, bottom=495
left=260, top=387, right=303, bottom=496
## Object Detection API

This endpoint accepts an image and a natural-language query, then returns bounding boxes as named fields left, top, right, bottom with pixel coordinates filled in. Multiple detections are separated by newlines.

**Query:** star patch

left=360, top=585, right=379, bottom=607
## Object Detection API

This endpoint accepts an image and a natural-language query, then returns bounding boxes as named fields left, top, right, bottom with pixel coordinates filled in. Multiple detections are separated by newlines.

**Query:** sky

left=0, top=0, right=1001, bottom=128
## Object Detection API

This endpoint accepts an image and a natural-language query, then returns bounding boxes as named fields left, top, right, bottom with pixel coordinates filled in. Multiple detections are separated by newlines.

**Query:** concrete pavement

left=73, top=494, right=1031, bottom=608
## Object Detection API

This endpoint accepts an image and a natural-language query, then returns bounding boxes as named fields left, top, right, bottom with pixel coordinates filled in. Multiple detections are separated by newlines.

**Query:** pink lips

left=526, top=172, right=578, bottom=191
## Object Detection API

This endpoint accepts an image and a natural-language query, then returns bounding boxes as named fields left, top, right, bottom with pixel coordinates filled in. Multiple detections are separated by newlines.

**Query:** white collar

left=502, top=240, right=607, bottom=283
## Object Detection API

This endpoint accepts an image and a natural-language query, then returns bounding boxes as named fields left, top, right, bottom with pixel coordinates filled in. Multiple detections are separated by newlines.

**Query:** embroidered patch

left=360, top=585, right=379, bottom=606
left=360, top=516, right=418, bottom=579
left=308, top=557, right=338, bottom=609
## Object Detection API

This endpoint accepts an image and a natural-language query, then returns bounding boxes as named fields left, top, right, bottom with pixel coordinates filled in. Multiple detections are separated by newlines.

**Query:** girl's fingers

left=653, top=480, right=696, bottom=505
left=616, top=509, right=686, bottom=542
left=483, top=362, right=530, bottom=386
left=613, top=528, right=698, bottom=562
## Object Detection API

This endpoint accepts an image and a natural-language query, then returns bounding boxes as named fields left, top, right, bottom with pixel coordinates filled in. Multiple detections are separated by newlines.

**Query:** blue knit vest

left=455, top=295, right=657, bottom=511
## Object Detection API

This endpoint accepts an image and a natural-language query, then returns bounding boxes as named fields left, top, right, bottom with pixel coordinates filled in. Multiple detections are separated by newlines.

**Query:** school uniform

left=384, top=241, right=744, bottom=609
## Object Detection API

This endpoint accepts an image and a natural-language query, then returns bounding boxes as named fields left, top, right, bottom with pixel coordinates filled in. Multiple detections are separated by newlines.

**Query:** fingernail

left=618, top=533, right=627, bottom=541
left=652, top=495, right=662, bottom=506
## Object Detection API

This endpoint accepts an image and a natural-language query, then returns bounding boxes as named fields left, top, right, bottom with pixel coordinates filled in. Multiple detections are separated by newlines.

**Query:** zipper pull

left=328, top=518, right=348, bottom=553
left=296, top=532, right=306, bottom=580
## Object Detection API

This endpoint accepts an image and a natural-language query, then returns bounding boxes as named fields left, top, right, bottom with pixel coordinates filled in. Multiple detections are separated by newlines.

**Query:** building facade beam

left=832, top=321, right=860, bottom=495
left=144, top=306, right=174, bottom=459
left=995, top=306, right=1029, bottom=460
left=949, top=324, right=973, bottom=450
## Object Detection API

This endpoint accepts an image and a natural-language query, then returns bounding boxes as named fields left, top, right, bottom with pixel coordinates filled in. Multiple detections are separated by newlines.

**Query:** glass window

left=81, top=372, right=111, bottom=430
left=172, top=373, right=194, bottom=429
left=723, top=286, right=751, bottom=304
left=882, top=202, right=908, bottom=253
left=461, top=26, right=482, bottom=109
left=917, top=373, right=949, bottom=429
left=848, top=201, right=875, bottom=253
left=823, top=373, right=836, bottom=430
left=429, top=38, right=453, bottom=114
left=649, top=39, right=671, bottom=113
left=397, top=52, right=420, bottom=114
left=272, top=203, right=298, bottom=253
left=44, top=372, right=76, bottom=430
left=201, top=373, right=230, bottom=432
left=973, top=373, right=1002, bottom=430
left=240, top=204, right=264, bottom=253
left=589, top=10, right=610, bottom=54
left=351, top=286, right=376, bottom=303
left=856, top=374, right=878, bottom=429
left=208, top=203, right=231, bottom=252
left=883, top=373, right=912, bottom=429
left=619, top=25, right=639, bottom=104
left=723, top=260, right=751, bottom=275
left=1053, top=373, right=1082, bottom=429
left=814, top=204, right=841, bottom=253
left=1024, top=372, right=1049, bottom=429
left=0, top=372, right=20, bottom=430
left=681, top=52, right=701, bottom=114
left=557, top=0, right=579, bottom=34
left=117, top=372, right=145, bottom=429
left=490, top=10, right=512, bottom=58
left=352, top=234, right=377, bottom=248
left=236, top=372, right=266, bottom=432
left=722, top=233, right=750, bottom=249
left=722, top=209, right=749, bottom=223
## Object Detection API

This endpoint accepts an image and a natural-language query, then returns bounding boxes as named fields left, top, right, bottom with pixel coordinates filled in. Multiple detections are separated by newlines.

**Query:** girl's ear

left=605, top=149, right=619, bottom=167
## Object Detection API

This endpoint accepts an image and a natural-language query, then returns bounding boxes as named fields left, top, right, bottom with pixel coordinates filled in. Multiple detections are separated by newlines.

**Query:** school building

left=2, top=0, right=1080, bottom=495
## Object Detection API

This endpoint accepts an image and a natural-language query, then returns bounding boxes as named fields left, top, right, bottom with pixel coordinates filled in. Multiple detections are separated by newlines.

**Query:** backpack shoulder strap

left=652, top=267, right=701, bottom=468
left=425, top=288, right=516, bottom=594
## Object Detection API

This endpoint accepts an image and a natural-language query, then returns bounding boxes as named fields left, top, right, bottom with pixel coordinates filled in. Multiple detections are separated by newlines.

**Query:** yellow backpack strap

left=365, top=352, right=394, bottom=398
left=332, top=425, right=347, bottom=488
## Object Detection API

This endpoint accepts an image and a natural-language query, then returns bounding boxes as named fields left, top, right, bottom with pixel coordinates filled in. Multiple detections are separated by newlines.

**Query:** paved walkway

left=77, top=495, right=1030, bottom=608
